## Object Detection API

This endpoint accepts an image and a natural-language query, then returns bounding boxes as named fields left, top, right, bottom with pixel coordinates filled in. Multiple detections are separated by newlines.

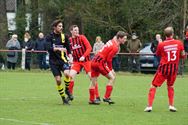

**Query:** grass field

left=0, top=71, right=188, bottom=125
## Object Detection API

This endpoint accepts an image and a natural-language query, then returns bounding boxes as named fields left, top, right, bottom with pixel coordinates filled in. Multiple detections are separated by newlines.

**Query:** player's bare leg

left=103, top=71, right=116, bottom=105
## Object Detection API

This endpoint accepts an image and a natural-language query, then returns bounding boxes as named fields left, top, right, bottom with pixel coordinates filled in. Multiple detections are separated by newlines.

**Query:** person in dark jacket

left=150, top=34, right=162, bottom=67
left=35, top=32, right=47, bottom=70
left=22, top=32, right=34, bottom=70
left=184, top=32, right=188, bottom=57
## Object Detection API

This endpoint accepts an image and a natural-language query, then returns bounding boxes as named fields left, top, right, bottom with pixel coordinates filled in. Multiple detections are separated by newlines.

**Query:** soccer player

left=45, top=19, right=72, bottom=105
left=144, top=27, right=185, bottom=112
left=68, top=25, right=100, bottom=101
left=89, top=31, right=127, bottom=104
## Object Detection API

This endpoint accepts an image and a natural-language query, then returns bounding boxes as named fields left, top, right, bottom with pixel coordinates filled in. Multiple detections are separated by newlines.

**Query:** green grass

left=0, top=71, right=188, bottom=125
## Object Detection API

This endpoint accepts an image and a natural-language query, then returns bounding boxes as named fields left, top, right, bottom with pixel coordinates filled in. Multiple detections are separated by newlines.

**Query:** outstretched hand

left=79, top=56, right=85, bottom=61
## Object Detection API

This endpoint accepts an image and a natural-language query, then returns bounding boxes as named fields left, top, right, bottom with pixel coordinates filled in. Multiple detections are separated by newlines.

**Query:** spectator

left=112, top=47, right=121, bottom=72
left=35, top=32, right=47, bottom=70
left=127, top=33, right=142, bottom=72
left=6, top=34, right=21, bottom=70
left=93, top=36, right=104, bottom=55
left=184, top=31, right=188, bottom=57
left=150, top=34, right=162, bottom=67
left=22, top=32, right=34, bottom=70
left=150, top=34, right=162, bottom=53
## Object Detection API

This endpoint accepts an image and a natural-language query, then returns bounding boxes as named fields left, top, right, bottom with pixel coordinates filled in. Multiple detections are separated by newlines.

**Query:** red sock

left=168, top=86, right=174, bottom=106
left=148, top=88, right=156, bottom=107
left=95, top=83, right=100, bottom=98
left=104, top=85, right=113, bottom=99
left=69, top=80, right=74, bottom=94
left=89, top=88, right=95, bottom=102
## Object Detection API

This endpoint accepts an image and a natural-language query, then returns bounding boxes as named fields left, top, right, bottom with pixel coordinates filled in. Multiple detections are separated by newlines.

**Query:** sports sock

left=95, top=83, right=100, bottom=98
left=69, top=80, right=74, bottom=94
left=57, top=84, right=65, bottom=98
left=64, top=77, right=71, bottom=92
left=148, top=87, right=156, bottom=107
left=89, top=88, right=95, bottom=102
left=104, top=85, right=113, bottom=99
left=168, top=86, right=174, bottom=106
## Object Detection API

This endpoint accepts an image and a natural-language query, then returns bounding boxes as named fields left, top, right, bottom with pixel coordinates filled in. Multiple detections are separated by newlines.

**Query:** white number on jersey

left=99, top=40, right=113, bottom=52
left=167, top=50, right=177, bottom=62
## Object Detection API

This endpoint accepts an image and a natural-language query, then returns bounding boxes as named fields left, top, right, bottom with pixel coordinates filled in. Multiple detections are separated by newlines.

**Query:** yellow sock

left=57, top=84, right=65, bottom=97
left=64, top=77, right=71, bottom=90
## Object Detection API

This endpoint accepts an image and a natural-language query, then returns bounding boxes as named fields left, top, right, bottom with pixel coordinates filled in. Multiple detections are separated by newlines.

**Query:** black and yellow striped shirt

left=45, top=32, right=71, bottom=65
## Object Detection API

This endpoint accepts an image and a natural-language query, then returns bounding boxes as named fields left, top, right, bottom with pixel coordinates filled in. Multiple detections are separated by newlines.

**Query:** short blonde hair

left=164, top=27, right=174, bottom=37
left=12, top=34, right=18, bottom=39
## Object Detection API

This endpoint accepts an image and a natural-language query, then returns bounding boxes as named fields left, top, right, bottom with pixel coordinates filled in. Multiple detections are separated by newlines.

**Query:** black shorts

left=50, top=63, right=70, bottom=77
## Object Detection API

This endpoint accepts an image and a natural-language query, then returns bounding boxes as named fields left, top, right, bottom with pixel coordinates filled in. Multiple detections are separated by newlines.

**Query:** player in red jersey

left=88, top=31, right=127, bottom=105
left=68, top=25, right=100, bottom=101
left=144, top=27, right=185, bottom=112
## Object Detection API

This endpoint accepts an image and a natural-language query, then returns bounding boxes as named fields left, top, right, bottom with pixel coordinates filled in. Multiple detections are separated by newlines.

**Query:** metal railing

left=0, top=49, right=187, bottom=74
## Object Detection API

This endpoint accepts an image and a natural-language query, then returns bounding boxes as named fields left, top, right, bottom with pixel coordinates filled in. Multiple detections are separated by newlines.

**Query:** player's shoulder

left=172, top=39, right=181, bottom=42
left=175, top=39, right=183, bottom=44
left=79, top=34, right=87, bottom=40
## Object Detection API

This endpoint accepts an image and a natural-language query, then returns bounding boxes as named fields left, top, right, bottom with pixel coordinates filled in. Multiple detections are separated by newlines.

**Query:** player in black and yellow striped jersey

left=46, top=19, right=73, bottom=105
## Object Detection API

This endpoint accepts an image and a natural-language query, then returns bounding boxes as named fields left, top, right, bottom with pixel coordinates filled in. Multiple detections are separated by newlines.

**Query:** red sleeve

left=179, top=41, right=184, bottom=51
left=179, top=41, right=185, bottom=58
left=81, top=35, right=92, bottom=57
left=106, top=48, right=118, bottom=70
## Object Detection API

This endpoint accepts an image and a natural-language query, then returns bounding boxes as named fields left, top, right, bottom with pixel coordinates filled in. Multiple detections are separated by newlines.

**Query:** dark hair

left=116, top=31, right=127, bottom=39
left=69, top=25, right=78, bottom=31
left=51, top=19, right=62, bottom=27
left=164, top=27, right=174, bottom=37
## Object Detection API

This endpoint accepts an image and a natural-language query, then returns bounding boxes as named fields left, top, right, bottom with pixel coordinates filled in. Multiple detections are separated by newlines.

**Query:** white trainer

left=144, top=106, right=152, bottom=112
left=169, top=105, right=177, bottom=112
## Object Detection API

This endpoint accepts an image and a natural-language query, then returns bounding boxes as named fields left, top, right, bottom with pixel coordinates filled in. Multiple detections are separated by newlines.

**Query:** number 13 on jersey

left=167, top=51, right=177, bottom=62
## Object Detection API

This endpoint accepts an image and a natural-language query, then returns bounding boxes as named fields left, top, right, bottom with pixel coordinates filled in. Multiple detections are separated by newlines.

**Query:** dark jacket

left=184, top=38, right=188, bottom=52
left=35, top=38, right=46, bottom=51
left=22, top=39, right=35, bottom=60
left=150, top=40, right=159, bottom=53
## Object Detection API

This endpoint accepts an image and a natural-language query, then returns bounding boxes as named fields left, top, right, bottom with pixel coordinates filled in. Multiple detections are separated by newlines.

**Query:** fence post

left=21, top=49, right=26, bottom=70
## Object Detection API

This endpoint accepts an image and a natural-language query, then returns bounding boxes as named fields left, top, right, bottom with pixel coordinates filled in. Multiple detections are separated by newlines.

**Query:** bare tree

left=0, top=0, right=8, bottom=48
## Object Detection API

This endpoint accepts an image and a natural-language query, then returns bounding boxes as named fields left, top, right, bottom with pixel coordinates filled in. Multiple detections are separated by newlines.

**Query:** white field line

left=0, top=117, right=53, bottom=125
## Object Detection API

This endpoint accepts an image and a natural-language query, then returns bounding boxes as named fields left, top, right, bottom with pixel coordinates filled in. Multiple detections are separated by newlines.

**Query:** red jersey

left=69, top=35, right=92, bottom=62
left=156, top=38, right=184, bottom=76
left=93, top=39, right=119, bottom=70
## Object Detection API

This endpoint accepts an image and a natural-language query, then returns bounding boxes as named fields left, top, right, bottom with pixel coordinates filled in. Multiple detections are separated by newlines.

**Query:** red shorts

left=71, top=61, right=91, bottom=73
left=91, top=61, right=111, bottom=77
left=152, top=71, right=177, bottom=87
